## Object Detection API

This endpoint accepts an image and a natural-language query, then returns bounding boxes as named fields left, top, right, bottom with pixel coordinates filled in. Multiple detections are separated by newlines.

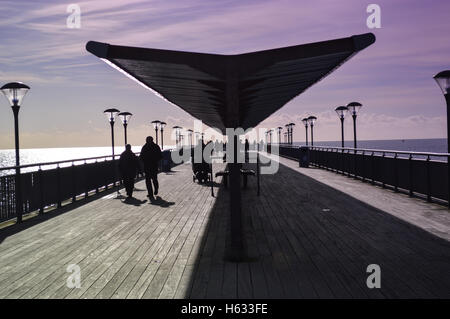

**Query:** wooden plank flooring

left=0, top=156, right=449, bottom=299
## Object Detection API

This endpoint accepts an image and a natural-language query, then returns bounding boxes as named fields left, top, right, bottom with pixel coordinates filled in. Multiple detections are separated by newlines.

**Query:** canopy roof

left=86, top=33, right=375, bottom=133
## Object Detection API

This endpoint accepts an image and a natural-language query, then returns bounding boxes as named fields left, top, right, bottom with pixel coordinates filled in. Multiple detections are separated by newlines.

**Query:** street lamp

left=1, top=82, right=30, bottom=223
left=276, top=127, right=282, bottom=144
left=433, top=70, right=450, bottom=205
left=173, top=126, right=181, bottom=147
left=159, top=121, right=166, bottom=149
left=301, top=117, right=309, bottom=146
left=194, top=131, right=200, bottom=145
left=104, top=108, right=120, bottom=157
left=284, top=124, right=290, bottom=144
left=268, top=129, right=273, bottom=144
left=104, top=108, right=120, bottom=189
left=118, top=112, right=132, bottom=145
left=187, top=129, right=194, bottom=147
left=335, top=106, right=348, bottom=148
left=307, top=116, right=317, bottom=146
left=288, top=123, right=295, bottom=144
left=151, top=120, right=160, bottom=145
left=347, top=102, right=362, bottom=149
left=434, top=70, right=450, bottom=151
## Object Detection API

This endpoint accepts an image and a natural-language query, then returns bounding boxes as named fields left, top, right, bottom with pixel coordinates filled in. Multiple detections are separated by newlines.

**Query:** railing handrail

left=278, top=144, right=450, bottom=157
left=0, top=151, right=142, bottom=172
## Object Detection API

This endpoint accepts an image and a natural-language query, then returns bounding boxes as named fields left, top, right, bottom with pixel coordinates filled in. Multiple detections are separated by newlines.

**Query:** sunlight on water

left=0, top=145, right=175, bottom=176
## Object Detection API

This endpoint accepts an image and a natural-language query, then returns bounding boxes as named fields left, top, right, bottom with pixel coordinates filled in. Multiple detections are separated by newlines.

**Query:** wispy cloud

left=1, top=0, right=449, bottom=148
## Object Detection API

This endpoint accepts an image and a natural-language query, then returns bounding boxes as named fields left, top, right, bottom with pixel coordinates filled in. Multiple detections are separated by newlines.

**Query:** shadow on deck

left=184, top=158, right=450, bottom=298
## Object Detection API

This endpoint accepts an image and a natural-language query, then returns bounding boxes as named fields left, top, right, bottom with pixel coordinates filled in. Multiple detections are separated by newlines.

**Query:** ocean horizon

left=0, top=138, right=447, bottom=170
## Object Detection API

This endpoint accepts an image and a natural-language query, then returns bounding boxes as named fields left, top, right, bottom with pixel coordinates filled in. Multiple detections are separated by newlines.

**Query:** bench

left=240, top=169, right=256, bottom=188
left=215, top=169, right=255, bottom=188
left=215, top=170, right=229, bottom=187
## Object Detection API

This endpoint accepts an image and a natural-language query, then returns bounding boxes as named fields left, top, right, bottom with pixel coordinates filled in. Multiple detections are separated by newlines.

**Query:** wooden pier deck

left=0, top=156, right=449, bottom=299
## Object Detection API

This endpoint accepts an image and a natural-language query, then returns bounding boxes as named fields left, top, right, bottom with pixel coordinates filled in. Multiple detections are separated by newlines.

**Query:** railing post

left=371, top=151, right=375, bottom=185
left=426, top=155, right=431, bottom=202
left=394, top=153, right=398, bottom=192
left=39, top=166, right=44, bottom=214
left=381, top=152, right=385, bottom=188
left=409, top=154, right=413, bottom=197
left=72, top=163, right=76, bottom=202
left=104, top=158, right=108, bottom=191
left=347, top=149, right=351, bottom=177
left=95, top=159, right=99, bottom=194
left=361, top=150, right=366, bottom=182
left=84, top=160, right=88, bottom=198
left=56, top=164, right=62, bottom=208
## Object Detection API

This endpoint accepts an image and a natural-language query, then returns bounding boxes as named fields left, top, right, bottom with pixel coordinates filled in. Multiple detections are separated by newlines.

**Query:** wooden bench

left=215, top=170, right=229, bottom=188
left=215, top=169, right=255, bottom=188
left=240, top=169, right=256, bottom=188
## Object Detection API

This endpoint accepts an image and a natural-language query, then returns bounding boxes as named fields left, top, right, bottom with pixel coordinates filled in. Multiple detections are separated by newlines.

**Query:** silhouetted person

left=245, top=139, right=249, bottom=162
left=119, top=144, right=139, bottom=198
left=140, top=136, right=162, bottom=198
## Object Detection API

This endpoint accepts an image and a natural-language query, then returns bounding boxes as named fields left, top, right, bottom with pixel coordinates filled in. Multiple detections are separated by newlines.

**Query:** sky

left=0, top=0, right=449, bottom=149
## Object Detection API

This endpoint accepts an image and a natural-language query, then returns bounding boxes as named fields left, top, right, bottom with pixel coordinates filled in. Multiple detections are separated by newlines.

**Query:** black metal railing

left=278, top=145, right=450, bottom=204
left=0, top=149, right=175, bottom=223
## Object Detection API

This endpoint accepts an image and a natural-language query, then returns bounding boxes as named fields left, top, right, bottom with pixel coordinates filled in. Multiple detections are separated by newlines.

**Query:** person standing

left=140, top=136, right=162, bottom=198
left=245, top=139, right=250, bottom=163
left=119, top=144, right=139, bottom=198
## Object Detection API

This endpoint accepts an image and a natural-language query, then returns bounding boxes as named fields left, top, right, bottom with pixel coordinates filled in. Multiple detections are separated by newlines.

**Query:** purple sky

left=0, top=0, right=449, bottom=148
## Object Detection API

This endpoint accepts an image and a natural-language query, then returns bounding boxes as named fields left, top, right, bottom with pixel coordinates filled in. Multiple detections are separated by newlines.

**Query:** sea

left=0, top=138, right=447, bottom=176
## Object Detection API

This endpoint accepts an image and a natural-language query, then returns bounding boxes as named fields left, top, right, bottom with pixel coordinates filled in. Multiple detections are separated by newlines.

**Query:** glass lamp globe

left=1, top=82, right=30, bottom=106
left=335, top=106, right=348, bottom=118
left=347, top=102, right=362, bottom=115
left=104, top=108, right=120, bottom=122
left=434, top=70, right=450, bottom=95
left=118, top=112, right=132, bottom=124
left=302, top=118, right=309, bottom=126
left=307, top=116, right=317, bottom=125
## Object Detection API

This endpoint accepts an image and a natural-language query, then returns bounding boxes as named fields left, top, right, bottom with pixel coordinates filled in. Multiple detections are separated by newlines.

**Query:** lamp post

left=159, top=121, right=166, bottom=149
left=1, top=82, right=30, bottom=223
left=433, top=70, right=450, bottom=205
left=104, top=108, right=120, bottom=158
left=151, top=120, right=160, bottom=145
left=187, top=129, right=194, bottom=147
left=347, top=102, right=362, bottom=149
left=276, top=127, right=282, bottom=144
left=118, top=112, right=132, bottom=145
left=104, top=108, right=120, bottom=189
left=307, top=116, right=317, bottom=146
left=285, top=124, right=290, bottom=144
left=301, top=118, right=309, bottom=146
left=288, top=123, right=295, bottom=144
left=335, top=106, right=348, bottom=148
left=173, top=126, right=181, bottom=147
left=194, top=131, right=200, bottom=145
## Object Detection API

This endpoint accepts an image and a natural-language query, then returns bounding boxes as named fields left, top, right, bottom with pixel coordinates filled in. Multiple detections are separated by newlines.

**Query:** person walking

left=140, top=136, right=162, bottom=198
left=245, top=139, right=250, bottom=163
left=119, top=144, right=139, bottom=198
